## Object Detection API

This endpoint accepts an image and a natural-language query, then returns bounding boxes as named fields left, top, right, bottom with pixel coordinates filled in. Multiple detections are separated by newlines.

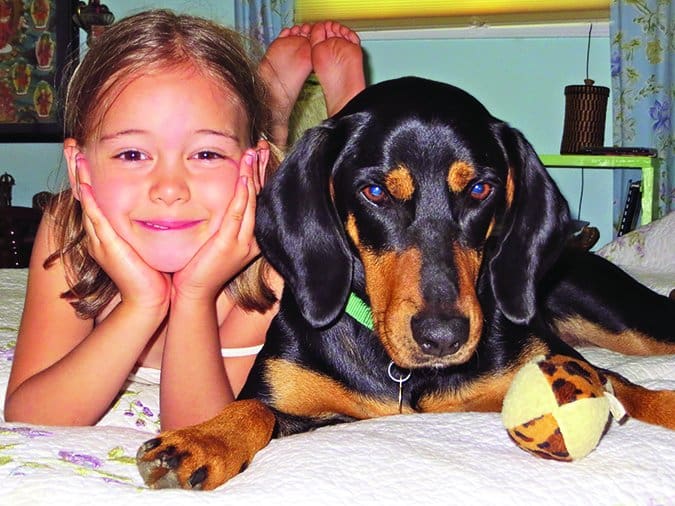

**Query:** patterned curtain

left=610, top=0, right=674, bottom=229
left=235, top=0, right=294, bottom=49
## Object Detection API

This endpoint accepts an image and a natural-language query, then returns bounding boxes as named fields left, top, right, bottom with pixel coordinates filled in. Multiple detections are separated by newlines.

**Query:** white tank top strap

left=220, top=344, right=264, bottom=357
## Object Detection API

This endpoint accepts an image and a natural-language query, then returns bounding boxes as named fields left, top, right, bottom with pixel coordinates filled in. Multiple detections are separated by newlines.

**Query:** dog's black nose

left=411, top=315, right=469, bottom=357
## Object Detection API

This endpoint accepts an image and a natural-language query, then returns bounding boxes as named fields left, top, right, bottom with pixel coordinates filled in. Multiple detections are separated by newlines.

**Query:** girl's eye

left=194, top=151, right=224, bottom=161
left=469, top=181, right=492, bottom=201
left=361, top=184, right=389, bottom=204
left=116, top=150, right=147, bottom=162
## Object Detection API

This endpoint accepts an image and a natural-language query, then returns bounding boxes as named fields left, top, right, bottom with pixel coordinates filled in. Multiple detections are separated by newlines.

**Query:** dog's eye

left=469, top=182, right=492, bottom=201
left=362, top=184, right=389, bottom=204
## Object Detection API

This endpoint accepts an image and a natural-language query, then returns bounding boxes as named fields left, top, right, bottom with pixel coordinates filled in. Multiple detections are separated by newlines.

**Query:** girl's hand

left=172, top=148, right=263, bottom=301
left=76, top=156, right=171, bottom=312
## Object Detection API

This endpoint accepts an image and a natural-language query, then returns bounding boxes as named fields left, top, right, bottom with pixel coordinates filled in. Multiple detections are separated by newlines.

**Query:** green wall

left=2, top=2, right=617, bottom=244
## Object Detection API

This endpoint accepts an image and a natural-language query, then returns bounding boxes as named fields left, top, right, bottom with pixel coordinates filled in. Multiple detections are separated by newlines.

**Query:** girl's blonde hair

left=47, top=9, right=277, bottom=318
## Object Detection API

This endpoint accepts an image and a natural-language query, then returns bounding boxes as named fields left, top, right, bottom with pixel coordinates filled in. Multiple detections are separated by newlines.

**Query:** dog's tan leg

left=604, top=371, right=675, bottom=430
left=136, top=399, right=275, bottom=490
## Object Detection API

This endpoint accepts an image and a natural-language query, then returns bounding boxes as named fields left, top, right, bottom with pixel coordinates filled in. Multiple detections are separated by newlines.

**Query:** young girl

left=4, top=10, right=365, bottom=430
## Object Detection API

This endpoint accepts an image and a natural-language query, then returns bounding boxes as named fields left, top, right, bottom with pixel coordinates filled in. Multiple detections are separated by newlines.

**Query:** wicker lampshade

left=560, top=78, right=609, bottom=154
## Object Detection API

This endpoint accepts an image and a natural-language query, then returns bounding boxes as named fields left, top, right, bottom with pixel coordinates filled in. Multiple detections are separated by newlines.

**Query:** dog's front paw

left=136, top=399, right=276, bottom=490
left=137, top=431, right=251, bottom=490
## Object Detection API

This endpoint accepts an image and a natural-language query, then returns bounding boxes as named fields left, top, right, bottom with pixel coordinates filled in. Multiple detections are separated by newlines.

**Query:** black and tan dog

left=137, top=77, right=675, bottom=490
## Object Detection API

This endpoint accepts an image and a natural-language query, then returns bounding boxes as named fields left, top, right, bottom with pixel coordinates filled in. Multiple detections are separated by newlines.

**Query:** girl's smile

left=135, top=219, right=206, bottom=231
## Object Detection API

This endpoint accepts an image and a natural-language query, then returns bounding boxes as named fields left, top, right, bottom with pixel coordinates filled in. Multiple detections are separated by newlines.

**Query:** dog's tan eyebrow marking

left=505, top=167, right=515, bottom=208
left=448, top=161, right=476, bottom=193
left=385, top=165, right=415, bottom=201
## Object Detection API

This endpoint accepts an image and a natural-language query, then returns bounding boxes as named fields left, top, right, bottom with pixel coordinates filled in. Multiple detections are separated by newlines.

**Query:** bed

left=1, top=213, right=674, bottom=505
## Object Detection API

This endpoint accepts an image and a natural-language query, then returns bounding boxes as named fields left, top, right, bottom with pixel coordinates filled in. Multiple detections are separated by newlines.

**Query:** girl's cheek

left=207, top=165, right=239, bottom=199
left=91, top=178, right=136, bottom=219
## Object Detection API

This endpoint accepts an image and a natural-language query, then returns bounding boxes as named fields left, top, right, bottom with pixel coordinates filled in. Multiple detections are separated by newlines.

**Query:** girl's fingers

left=74, top=154, right=93, bottom=202
left=79, top=188, right=99, bottom=245
left=222, top=149, right=257, bottom=234
left=215, top=174, right=258, bottom=257
left=75, top=153, right=94, bottom=185
left=236, top=150, right=261, bottom=242
left=238, top=171, right=258, bottom=245
left=239, top=149, right=261, bottom=195
left=76, top=159, right=121, bottom=250
left=255, top=154, right=265, bottom=194
left=72, top=153, right=84, bottom=200
left=78, top=181, right=112, bottom=244
left=76, top=174, right=101, bottom=245
left=254, top=154, right=263, bottom=193
left=225, top=175, right=250, bottom=234
left=256, top=142, right=270, bottom=191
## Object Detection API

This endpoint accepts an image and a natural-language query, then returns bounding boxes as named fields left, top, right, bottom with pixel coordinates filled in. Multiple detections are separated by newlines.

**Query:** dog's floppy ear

left=489, top=124, right=571, bottom=324
left=256, top=117, right=358, bottom=327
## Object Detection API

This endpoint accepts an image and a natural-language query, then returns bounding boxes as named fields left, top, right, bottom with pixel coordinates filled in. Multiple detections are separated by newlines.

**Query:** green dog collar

left=344, top=292, right=374, bottom=330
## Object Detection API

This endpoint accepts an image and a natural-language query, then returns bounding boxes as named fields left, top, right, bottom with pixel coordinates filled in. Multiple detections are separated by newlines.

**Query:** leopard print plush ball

left=501, top=354, right=625, bottom=461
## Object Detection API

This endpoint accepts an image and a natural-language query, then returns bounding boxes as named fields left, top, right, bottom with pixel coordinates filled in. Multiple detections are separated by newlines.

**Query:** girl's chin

left=149, top=261, right=189, bottom=273
left=142, top=252, right=195, bottom=273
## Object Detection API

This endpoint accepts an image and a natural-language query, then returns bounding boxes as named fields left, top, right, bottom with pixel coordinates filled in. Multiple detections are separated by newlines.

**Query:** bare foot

left=259, top=24, right=313, bottom=147
left=310, top=21, right=366, bottom=116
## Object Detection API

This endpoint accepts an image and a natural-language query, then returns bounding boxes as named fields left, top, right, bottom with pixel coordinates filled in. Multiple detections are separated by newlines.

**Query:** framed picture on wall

left=0, top=0, right=79, bottom=142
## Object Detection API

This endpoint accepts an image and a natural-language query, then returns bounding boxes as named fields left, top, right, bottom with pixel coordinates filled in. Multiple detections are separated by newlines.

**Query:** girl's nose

left=149, top=164, right=190, bottom=205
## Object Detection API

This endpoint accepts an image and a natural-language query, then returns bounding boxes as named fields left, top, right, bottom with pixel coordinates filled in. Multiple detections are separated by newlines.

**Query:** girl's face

left=66, top=66, right=262, bottom=273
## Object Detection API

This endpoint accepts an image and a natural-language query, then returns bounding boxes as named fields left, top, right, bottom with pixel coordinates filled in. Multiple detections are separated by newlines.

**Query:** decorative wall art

left=0, top=1, right=78, bottom=142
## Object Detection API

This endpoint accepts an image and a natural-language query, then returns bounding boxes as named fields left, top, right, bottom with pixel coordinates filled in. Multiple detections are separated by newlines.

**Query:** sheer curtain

left=235, top=0, right=294, bottom=49
left=610, top=0, right=674, bottom=229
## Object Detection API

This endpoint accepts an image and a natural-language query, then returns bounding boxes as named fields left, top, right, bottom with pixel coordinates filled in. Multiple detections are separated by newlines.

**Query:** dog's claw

left=139, top=437, right=162, bottom=452
left=163, top=453, right=185, bottom=470
left=188, top=466, right=208, bottom=489
left=150, top=444, right=182, bottom=469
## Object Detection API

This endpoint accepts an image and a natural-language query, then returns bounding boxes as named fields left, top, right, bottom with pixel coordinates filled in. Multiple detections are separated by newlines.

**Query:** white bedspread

left=1, top=213, right=674, bottom=505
